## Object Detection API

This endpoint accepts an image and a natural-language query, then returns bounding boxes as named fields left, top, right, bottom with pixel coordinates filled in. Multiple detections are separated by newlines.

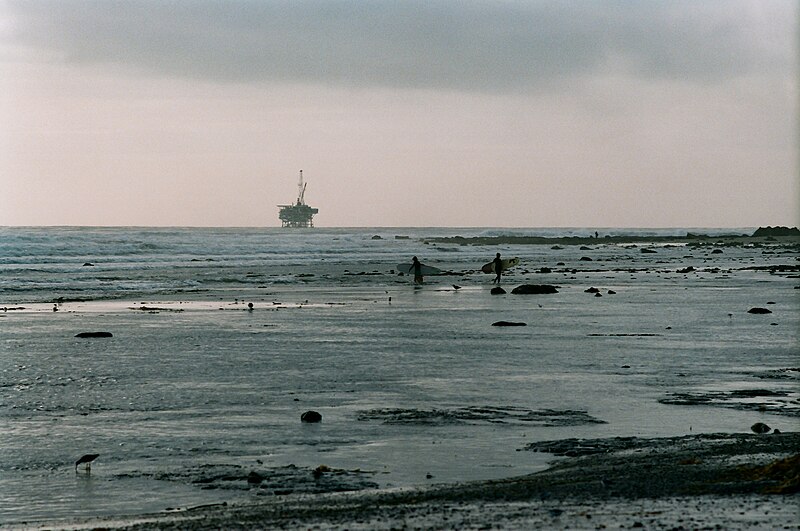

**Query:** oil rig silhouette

left=278, top=170, right=319, bottom=227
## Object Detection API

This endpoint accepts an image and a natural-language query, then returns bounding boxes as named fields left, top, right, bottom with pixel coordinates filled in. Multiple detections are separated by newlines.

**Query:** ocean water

left=1, top=227, right=798, bottom=525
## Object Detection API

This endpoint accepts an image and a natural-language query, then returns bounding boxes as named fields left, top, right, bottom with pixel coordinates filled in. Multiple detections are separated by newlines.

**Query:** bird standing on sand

left=75, top=454, right=99, bottom=472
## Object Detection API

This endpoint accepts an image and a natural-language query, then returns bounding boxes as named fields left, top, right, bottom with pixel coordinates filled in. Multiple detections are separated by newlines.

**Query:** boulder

left=75, top=332, right=113, bottom=338
left=490, top=287, right=506, bottom=295
left=584, top=287, right=600, bottom=293
left=492, top=321, right=527, bottom=327
left=751, top=422, right=771, bottom=434
left=511, top=284, right=558, bottom=295
left=747, top=307, right=773, bottom=314
left=301, top=410, right=322, bottom=423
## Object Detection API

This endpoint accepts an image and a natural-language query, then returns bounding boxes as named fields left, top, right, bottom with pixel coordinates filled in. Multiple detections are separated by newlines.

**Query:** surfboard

left=397, top=263, right=443, bottom=275
left=481, top=257, right=520, bottom=274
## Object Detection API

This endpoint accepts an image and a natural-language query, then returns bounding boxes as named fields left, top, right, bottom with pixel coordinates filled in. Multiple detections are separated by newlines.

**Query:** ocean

left=1, top=227, right=798, bottom=525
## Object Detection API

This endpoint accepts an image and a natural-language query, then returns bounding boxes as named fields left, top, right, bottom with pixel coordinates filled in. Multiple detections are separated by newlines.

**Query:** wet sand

left=22, top=432, right=799, bottom=530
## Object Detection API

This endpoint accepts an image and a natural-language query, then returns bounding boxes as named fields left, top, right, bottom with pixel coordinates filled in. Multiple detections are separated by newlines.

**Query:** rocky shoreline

left=32, top=432, right=799, bottom=530
left=423, top=226, right=800, bottom=247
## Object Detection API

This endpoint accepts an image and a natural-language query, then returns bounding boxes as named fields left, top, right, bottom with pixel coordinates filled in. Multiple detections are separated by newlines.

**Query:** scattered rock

left=301, top=411, right=322, bottom=423
left=490, top=287, right=506, bottom=295
left=607, top=290, right=616, bottom=295
left=584, top=287, right=600, bottom=293
left=579, top=256, right=593, bottom=261
left=751, top=422, right=771, bottom=434
left=82, top=262, right=95, bottom=267
left=677, top=266, right=694, bottom=273
left=511, top=284, right=558, bottom=294
left=641, top=248, right=657, bottom=254
left=711, top=249, right=724, bottom=254
left=748, top=307, right=772, bottom=314
left=75, top=332, right=113, bottom=338
left=492, top=321, right=527, bottom=327
left=538, top=267, right=552, bottom=273
left=370, top=235, right=382, bottom=240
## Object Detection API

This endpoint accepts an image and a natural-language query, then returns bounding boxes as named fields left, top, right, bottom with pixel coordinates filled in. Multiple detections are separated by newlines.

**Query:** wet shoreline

left=21, top=432, right=799, bottom=530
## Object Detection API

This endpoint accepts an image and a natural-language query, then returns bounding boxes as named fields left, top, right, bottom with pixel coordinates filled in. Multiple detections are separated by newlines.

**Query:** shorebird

left=75, top=454, right=99, bottom=472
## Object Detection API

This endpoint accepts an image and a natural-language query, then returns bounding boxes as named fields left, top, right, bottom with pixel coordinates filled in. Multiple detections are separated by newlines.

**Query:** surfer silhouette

left=492, top=253, right=503, bottom=284
left=409, top=256, right=424, bottom=285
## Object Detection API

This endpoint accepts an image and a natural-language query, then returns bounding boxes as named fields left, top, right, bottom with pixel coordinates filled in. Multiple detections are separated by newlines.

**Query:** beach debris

left=659, top=389, right=797, bottom=417
left=492, top=321, right=527, bottom=327
left=490, top=287, right=506, bottom=295
left=301, top=411, right=322, bottom=423
left=75, top=332, right=113, bottom=338
left=75, top=453, right=99, bottom=471
left=748, top=307, right=773, bottom=314
left=751, top=422, right=771, bottom=434
left=511, top=284, right=558, bottom=295
left=357, top=406, right=606, bottom=427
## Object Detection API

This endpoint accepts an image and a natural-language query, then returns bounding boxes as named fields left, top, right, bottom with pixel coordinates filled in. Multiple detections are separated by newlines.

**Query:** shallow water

left=1, top=227, right=798, bottom=523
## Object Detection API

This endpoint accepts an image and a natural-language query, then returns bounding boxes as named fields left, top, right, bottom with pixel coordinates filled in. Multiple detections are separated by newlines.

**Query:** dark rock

left=511, top=284, right=558, bottom=294
left=370, top=235, right=383, bottom=240
left=752, top=226, right=800, bottom=237
left=585, top=287, right=600, bottom=293
left=75, top=332, right=113, bottom=338
left=539, top=267, right=552, bottom=273
left=677, top=266, right=694, bottom=273
left=607, top=290, right=616, bottom=295
left=751, top=422, right=771, bottom=434
left=579, top=246, right=592, bottom=251
left=579, top=256, right=593, bottom=261
left=711, top=249, right=724, bottom=254
left=82, top=262, right=95, bottom=267
left=490, top=287, right=506, bottom=295
left=748, top=307, right=773, bottom=314
left=640, top=248, right=657, bottom=254
left=492, top=321, right=527, bottom=327
left=247, top=471, right=265, bottom=484
left=301, top=411, right=322, bottom=423
left=594, top=292, right=602, bottom=297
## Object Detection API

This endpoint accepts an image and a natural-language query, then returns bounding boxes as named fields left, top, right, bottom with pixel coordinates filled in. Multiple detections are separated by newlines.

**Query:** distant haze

left=1, top=1, right=797, bottom=227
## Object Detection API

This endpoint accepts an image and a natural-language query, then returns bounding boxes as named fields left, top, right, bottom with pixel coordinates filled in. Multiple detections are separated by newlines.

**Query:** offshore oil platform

left=278, top=170, right=319, bottom=228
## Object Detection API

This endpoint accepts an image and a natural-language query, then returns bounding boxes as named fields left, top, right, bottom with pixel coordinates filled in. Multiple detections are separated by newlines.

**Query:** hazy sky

left=1, top=0, right=797, bottom=227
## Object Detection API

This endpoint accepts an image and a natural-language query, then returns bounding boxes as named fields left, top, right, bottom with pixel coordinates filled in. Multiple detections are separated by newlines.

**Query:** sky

left=1, top=0, right=797, bottom=228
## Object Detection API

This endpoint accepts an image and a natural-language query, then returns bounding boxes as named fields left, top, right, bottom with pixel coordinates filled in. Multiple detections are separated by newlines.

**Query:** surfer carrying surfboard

left=492, top=253, right=503, bottom=284
left=409, top=256, right=425, bottom=284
